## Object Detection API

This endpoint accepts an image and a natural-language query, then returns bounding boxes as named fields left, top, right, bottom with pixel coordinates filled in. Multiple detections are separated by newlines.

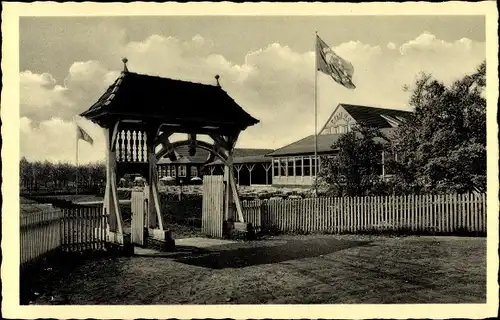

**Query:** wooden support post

left=104, top=126, right=124, bottom=243
left=309, top=155, right=313, bottom=177
left=224, top=160, right=233, bottom=221
left=235, top=165, right=243, bottom=185
left=149, top=151, right=164, bottom=231
left=246, top=164, right=255, bottom=186
left=262, top=163, right=271, bottom=185
left=229, top=169, right=245, bottom=223
left=147, top=135, right=163, bottom=229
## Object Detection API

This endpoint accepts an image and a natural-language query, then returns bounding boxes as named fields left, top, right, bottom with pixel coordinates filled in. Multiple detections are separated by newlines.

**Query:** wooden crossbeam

left=154, top=131, right=173, bottom=148
left=209, top=133, right=232, bottom=151
left=155, top=133, right=176, bottom=160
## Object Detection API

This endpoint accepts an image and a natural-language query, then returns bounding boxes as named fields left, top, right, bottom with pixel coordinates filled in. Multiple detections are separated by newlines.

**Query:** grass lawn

left=31, top=234, right=485, bottom=305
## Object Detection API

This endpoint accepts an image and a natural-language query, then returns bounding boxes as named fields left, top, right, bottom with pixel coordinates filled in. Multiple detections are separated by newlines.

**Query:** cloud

left=20, top=32, right=485, bottom=163
left=20, top=61, right=118, bottom=125
left=20, top=116, right=105, bottom=164
left=20, top=71, right=73, bottom=124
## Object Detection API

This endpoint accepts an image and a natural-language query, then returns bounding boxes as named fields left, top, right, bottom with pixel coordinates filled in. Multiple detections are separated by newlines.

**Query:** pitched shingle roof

left=209, top=151, right=274, bottom=165
left=267, top=134, right=343, bottom=157
left=80, top=71, right=259, bottom=130
left=341, top=104, right=413, bottom=128
left=233, top=148, right=274, bottom=157
left=267, top=128, right=396, bottom=157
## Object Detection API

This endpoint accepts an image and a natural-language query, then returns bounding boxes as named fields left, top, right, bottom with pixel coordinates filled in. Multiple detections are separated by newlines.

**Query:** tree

left=20, top=157, right=33, bottom=191
left=316, top=124, right=390, bottom=197
left=390, top=61, right=486, bottom=194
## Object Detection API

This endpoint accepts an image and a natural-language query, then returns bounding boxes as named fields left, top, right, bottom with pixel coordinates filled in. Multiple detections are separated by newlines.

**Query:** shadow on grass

left=164, top=237, right=373, bottom=269
left=20, top=251, right=119, bottom=305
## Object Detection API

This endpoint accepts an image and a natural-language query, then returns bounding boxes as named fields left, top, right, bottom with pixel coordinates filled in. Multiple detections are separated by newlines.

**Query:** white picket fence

left=20, top=207, right=63, bottom=266
left=242, top=193, right=486, bottom=234
left=20, top=203, right=108, bottom=268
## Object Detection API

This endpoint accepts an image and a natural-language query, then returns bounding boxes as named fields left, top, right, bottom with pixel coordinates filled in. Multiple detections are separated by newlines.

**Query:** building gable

left=319, top=104, right=358, bottom=135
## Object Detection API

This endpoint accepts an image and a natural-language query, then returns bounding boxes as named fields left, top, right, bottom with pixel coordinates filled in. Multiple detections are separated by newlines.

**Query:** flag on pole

left=316, top=35, right=356, bottom=89
left=77, top=125, right=94, bottom=145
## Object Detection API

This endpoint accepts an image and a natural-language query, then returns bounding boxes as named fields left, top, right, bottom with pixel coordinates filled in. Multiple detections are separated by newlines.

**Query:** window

left=303, top=157, right=311, bottom=176
left=273, top=159, right=279, bottom=177
left=179, top=165, right=187, bottom=177
left=287, top=158, right=294, bottom=176
left=190, top=166, right=198, bottom=177
left=171, top=166, right=177, bottom=177
left=295, top=157, right=302, bottom=176
left=279, top=158, right=287, bottom=176
left=311, top=158, right=316, bottom=175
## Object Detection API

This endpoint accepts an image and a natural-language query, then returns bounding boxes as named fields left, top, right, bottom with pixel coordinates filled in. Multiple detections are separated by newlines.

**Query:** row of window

left=323, top=124, right=352, bottom=135
left=272, top=151, right=398, bottom=178
left=157, top=165, right=198, bottom=178
left=272, top=156, right=320, bottom=177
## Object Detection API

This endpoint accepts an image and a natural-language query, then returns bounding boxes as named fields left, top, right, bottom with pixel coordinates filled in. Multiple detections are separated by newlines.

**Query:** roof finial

left=122, top=57, right=129, bottom=72
left=215, top=74, right=220, bottom=87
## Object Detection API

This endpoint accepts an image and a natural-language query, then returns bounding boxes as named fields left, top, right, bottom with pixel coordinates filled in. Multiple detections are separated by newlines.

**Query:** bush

left=159, top=192, right=202, bottom=227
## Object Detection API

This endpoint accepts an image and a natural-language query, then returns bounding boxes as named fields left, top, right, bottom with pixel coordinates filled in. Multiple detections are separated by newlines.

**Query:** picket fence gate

left=20, top=204, right=108, bottom=268
left=241, top=193, right=487, bottom=234
left=201, top=175, right=225, bottom=238
left=131, top=191, right=146, bottom=246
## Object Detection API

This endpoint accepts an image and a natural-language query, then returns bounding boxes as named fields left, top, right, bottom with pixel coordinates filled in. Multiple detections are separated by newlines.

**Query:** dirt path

left=33, top=234, right=486, bottom=304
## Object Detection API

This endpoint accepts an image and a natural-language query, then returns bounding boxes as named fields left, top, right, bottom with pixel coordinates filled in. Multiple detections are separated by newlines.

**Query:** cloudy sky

left=19, top=15, right=486, bottom=164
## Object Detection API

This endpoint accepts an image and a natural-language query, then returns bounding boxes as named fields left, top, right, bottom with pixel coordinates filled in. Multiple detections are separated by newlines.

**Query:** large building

left=157, top=146, right=273, bottom=185
left=206, top=150, right=273, bottom=186
left=159, top=103, right=413, bottom=187
left=266, top=103, right=413, bottom=187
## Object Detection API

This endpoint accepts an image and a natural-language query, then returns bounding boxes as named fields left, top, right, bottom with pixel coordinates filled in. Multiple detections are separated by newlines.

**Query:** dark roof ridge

left=341, top=103, right=413, bottom=113
left=125, top=71, right=220, bottom=88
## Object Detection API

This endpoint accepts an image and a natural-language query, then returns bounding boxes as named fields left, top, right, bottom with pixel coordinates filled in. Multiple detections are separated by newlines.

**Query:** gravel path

left=32, top=234, right=486, bottom=305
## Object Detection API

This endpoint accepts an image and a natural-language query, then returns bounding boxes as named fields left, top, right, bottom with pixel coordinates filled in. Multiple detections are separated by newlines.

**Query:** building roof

left=341, top=104, right=413, bottom=128
left=157, top=145, right=211, bottom=165
left=209, top=153, right=273, bottom=165
left=267, top=128, right=395, bottom=157
left=233, top=148, right=274, bottom=157
left=80, top=71, right=259, bottom=131
left=158, top=147, right=274, bottom=165
left=267, top=134, right=343, bottom=157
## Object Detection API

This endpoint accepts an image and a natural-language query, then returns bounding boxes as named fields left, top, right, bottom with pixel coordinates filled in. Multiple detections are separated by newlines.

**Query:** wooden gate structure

left=79, top=59, right=259, bottom=246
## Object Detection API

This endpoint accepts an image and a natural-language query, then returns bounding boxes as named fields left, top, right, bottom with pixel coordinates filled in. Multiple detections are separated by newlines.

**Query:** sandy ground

left=32, top=234, right=485, bottom=305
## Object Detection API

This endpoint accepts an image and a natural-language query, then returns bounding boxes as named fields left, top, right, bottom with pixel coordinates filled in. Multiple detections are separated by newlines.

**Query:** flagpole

left=76, top=125, right=79, bottom=196
left=314, top=31, right=318, bottom=197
